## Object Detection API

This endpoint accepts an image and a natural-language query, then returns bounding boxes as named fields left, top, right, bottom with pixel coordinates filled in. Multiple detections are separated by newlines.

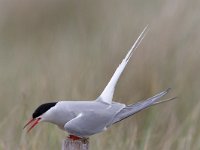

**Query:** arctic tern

left=24, top=26, right=175, bottom=140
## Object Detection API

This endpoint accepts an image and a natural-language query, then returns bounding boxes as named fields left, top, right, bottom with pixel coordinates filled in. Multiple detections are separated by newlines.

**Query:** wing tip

left=125, top=25, right=149, bottom=62
left=166, top=87, right=171, bottom=93
left=153, top=96, right=177, bottom=105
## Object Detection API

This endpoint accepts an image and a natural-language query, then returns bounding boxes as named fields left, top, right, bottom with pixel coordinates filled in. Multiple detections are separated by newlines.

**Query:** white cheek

left=41, top=108, right=55, bottom=122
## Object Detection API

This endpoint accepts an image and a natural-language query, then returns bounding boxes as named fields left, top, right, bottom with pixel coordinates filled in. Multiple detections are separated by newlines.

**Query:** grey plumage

left=110, top=88, right=171, bottom=125
left=41, top=89, right=172, bottom=137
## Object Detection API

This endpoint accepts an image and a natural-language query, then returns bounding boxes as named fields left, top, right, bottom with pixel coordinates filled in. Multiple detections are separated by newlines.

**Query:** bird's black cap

left=32, top=102, right=57, bottom=118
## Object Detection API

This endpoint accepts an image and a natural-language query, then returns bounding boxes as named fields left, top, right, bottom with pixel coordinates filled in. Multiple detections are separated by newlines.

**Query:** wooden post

left=62, top=138, right=89, bottom=150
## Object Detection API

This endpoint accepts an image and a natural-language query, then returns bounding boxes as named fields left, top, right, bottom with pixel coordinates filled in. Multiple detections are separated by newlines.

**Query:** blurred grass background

left=0, top=0, right=200, bottom=149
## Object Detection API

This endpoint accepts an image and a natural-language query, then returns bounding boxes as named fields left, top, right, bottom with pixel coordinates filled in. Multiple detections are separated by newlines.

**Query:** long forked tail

left=111, top=88, right=176, bottom=124
left=97, top=26, right=149, bottom=104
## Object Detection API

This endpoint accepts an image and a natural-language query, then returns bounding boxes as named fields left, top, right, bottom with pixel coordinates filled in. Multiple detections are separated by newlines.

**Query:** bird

left=24, top=26, right=175, bottom=140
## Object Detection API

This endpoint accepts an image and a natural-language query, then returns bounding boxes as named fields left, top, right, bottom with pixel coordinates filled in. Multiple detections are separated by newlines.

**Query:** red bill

left=24, top=118, right=41, bottom=132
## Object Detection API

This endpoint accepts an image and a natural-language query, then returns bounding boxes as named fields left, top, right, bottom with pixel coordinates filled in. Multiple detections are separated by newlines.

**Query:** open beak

left=23, top=118, right=41, bottom=132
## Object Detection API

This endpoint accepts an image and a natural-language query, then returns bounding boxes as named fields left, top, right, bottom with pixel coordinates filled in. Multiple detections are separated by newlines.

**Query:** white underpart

left=98, top=26, right=149, bottom=104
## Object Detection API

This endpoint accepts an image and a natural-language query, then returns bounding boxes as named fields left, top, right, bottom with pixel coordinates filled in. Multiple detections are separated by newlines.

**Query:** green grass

left=0, top=0, right=200, bottom=149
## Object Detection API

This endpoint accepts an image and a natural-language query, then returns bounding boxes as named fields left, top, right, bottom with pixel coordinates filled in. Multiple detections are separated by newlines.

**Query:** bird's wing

left=110, top=88, right=172, bottom=125
left=64, top=109, right=113, bottom=137
left=97, top=26, right=148, bottom=104
left=64, top=102, right=125, bottom=137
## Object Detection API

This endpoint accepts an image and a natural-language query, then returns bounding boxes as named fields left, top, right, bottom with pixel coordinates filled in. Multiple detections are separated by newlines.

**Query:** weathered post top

left=62, top=138, right=89, bottom=150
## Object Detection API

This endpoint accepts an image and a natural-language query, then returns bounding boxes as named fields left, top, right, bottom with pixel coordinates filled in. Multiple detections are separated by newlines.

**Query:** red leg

left=68, top=135, right=81, bottom=140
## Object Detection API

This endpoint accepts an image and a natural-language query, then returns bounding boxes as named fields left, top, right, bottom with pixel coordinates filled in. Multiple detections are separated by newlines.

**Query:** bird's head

left=24, top=102, right=57, bottom=132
